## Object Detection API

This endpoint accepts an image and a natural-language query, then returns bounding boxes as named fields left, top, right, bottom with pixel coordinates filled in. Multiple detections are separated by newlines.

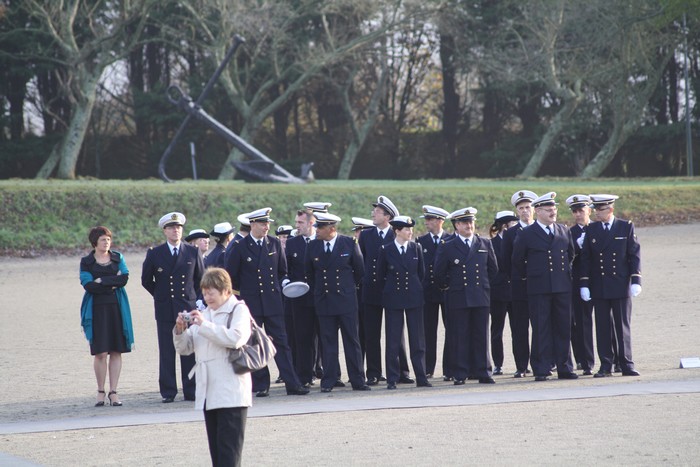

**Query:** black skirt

left=90, top=302, right=130, bottom=355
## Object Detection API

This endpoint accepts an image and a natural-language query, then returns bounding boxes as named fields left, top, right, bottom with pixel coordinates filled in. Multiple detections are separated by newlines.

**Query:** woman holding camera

left=174, top=268, right=253, bottom=467
left=80, top=226, right=134, bottom=407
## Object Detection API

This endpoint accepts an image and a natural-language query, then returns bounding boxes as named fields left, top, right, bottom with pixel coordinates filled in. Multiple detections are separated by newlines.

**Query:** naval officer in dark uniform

left=580, top=194, right=642, bottom=377
left=500, top=190, right=537, bottom=378
left=434, top=207, right=498, bottom=385
left=415, top=205, right=454, bottom=380
left=566, top=195, right=595, bottom=375
left=512, top=192, right=578, bottom=381
left=141, top=212, right=204, bottom=402
left=285, top=202, right=333, bottom=386
left=205, top=222, right=235, bottom=268
left=304, top=212, right=371, bottom=393
left=378, top=215, right=431, bottom=389
left=359, top=195, right=412, bottom=385
left=223, top=208, right=309, bottom=397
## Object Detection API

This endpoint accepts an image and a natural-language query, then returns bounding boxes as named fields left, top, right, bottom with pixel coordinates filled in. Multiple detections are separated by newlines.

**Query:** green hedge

left=1, top=178, right=699, bottom=253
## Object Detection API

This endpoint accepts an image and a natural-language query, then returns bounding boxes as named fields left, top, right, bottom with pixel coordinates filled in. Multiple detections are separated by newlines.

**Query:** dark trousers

left=489, top=299, right=510, bottom=368
left=283, top=298, right=296, bottom=370
left=423, top=301, right=452, bottom=377
left=203, top=405, right=247, bottom=467
left=593, top=298, right=635, bottom=372
left=362, top=303, right=409, bottom=379
left=528, top=293, right=574, bottom=376
left=156, top=319, right=195, bottom=399
left=385, top=307, right=428, bottom=385
left=251, top=312, right=302, bottom=391
left=292, top=301, right=317, bottom=385
left=510, top=299, right=531, bottom=373
left=571, top=293, right=595, bottom=371
left=317, top=313, right=366, bottom=389
left=446, top=306, right=492, bottom=380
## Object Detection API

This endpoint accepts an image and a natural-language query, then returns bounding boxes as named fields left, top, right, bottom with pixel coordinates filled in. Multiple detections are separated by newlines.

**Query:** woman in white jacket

left=174, top=268, right=252, bottom=467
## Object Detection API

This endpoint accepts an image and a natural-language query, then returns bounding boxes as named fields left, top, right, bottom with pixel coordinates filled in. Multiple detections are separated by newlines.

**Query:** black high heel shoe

left=108, top=390, right=123, bottom=407
left=95, top=390, right=106, bottom=407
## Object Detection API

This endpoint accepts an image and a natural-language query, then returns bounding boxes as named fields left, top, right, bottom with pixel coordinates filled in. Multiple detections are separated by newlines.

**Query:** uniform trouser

left=423, top=301, right=453, bottom=377
left=510, top=299, right=531, bottom=373
left=571, top=293, right=595, bottom=371
left=593, top=298, right=635, bottom=372
left=528, top=293, right=574, bottom=376
left=362, top=303, right=409, bottom=379
left=317, top=313, right=367, bottom=389
left=251, top=312, right=302, bottom=392
left=156, top=319, right=195, bottom=399
left=446, top=306, right=492, bottom=380
left=283, top=298, right=296, bottom=370
left=386, top=307, right=428, bottom=385
left=292, top=301, right=317, bottom=385
left=203, top=405, right=247, bottom=467
left=489, top=299, right=510, bottom=368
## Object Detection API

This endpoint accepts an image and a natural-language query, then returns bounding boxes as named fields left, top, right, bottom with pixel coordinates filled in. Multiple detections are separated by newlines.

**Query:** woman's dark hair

left=89, top=226, right=113, bottom=247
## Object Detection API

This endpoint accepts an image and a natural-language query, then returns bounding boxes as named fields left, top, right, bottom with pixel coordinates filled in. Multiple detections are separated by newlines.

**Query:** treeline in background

left=1, top=0, right=700, bottom=181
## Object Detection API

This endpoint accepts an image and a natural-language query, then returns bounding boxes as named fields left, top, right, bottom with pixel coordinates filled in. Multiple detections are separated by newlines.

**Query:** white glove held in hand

left=576, top=232, right=585, bottom=249
left=580, top=287, right=591, bottom=302
left=630, top=284, right=642, bottom=297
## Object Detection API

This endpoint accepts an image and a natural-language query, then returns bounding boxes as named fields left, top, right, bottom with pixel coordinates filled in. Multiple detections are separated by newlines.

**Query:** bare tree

left=28, top=0, right=154, bottom=179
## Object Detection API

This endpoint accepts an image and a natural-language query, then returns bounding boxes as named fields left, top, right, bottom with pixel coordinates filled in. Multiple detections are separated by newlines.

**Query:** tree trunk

left=520, top=95, right=580, bottom=177
left=439, top=32, right=458, bottom=173
left=35, top=143, right=61, bottom=179
left=580, top=121, right=627, bottom=177
left=55, top=71, right=100, bottom=179
left=217, top=124, right=256, bottom=180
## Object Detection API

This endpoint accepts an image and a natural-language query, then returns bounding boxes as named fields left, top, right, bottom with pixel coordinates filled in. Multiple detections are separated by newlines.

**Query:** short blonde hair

left=200, top=268, right=233, bottom=294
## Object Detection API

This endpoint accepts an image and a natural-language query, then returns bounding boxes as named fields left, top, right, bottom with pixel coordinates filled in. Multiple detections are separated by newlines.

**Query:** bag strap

left=226, top=302, right=243, bottom=329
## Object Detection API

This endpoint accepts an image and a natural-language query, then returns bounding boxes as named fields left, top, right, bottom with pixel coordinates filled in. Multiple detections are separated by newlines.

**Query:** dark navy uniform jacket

left=359, top=227, right=395, bottom=306
left=512, top=223, right=574, bottom=295
left=304, top=235, right=365, bottom=316
left=434, top=235, right=498, bottom=309
left=141, top=243, right=204, bottom=322
left=569, top=224, right=587, bottom=282
left=501, top=223, right=527, bottom=300
left=580, top=219, right=641, bottom=299
left=377, top=241, right=425, bottom=310
left=224, top=234, right=288, bottom=317
left=416, top=232, right=453, bottom=303
left=285, top=235, right=314, bottom=307
left=490, top=234, right=512, bottom=301
left=204, top=243, right=226, bottom=269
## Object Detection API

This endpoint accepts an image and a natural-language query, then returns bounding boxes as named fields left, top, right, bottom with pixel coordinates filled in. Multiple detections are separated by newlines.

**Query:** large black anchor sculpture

left=158, top=35, right=313, bottom=183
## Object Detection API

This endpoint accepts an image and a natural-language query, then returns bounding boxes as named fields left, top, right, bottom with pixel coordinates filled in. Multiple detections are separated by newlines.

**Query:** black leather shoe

left=399, top=376, right=415, bottom=384
left=558, top=372, right=579, bottom=380
left=443, top=376, right=454, bottom=382
left=454, top=379, right=466, bottom=385
left=479, top=377, right=496, bottom=384
left=622, top=369, right=640, bottom=376
left=467, top=376, right=478, bottom=381
left=582, top=369, right=593, bottom=376
left=535, top=375, right=549, bottom=382
left=614, top=365, right=622, bottom=373
left=493, top=367, right=503, bottom=375
left=256, top=389, right=269, bottom=397
left=162, top=397, right=175, bottom=403
left=378, top=376, right=387, bottom=382
left=513, top=371, right=525, bottom=378
left=320, top=387, right=332, bottom=393
left=275, top=377, right=284, bottom=384
left=353, top=384, right=371, bottom=391
left=594, top=370, right=613, bottom=378
left=286, top=386, right=310, bottom=395
left=387, top=382, right=397, bottom=390
left=366, top=377, right=379, bottom=386
left=417, top=381, right=433, bottom=387
left=333, top=380, right=346, bottom=388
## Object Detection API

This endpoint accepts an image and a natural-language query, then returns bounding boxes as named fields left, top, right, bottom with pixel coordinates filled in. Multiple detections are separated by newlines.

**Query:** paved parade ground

left=1, top=223, right=699, bottom=466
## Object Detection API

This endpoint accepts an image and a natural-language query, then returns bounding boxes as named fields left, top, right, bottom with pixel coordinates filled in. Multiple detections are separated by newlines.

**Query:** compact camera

left=181, top=311, right=192, bottom=323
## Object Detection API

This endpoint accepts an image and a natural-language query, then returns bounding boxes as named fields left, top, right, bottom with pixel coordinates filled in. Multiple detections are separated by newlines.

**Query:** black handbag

left=226, top=303, right=277, bottom=374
